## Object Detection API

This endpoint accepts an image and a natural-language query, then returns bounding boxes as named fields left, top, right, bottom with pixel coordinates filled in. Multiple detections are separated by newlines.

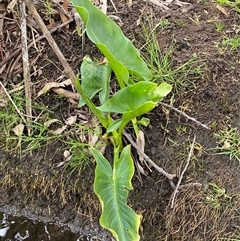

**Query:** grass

left=43, top=0, right=56, bottom=23
left=64, top=138, right=92, bottom=176
left=205, top=182, right=232, bottom=209
left=215, top=35, right=240, bottom=54
left=0, top=89, right=63, bottom=153
left=214, top=127, right=240, bottom=162
left=64, top=120, right=105, bottom=175
left=222, top=35, right=240, bottom=50
left=0, top=83, right=106, bottom=182
left=141, top=17, right=206, bottom=93
left=215, top=0, right=240, bottom=14
left=215, top=21, right=224, bottom=32
left=0, top=87, right=100, bottom=205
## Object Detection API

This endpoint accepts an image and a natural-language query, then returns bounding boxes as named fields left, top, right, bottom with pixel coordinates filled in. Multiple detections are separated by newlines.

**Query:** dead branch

left=7, top=0, right=18, bottom=12
left=170, top=134, right=196, bottom=208
left=20, top=1, right=32, bottom=136
left=23, top=0, right=76, bottom=85
left=123, top=131, right=176, bottom=184
left=0, top=19, right=73, bottom=68
left=52, top=87, right=80, bottom=100
left=160, top=102, right=211, bottom=130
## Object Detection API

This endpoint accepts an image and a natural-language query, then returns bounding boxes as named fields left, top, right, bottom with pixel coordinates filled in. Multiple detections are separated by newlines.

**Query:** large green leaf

left=79, top=56, right=111, bottom=107
left=91, top=146, right=141, bottom=241
left=107, top=102, right=155, bottom=133
left=72, top=0, right=152, bottom=85
left=97, top=82, right=172, bottom=113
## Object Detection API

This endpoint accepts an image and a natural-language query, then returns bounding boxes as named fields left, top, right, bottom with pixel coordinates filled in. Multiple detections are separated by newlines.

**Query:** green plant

left=222, top=35, right=240, bottom=50
left=215, top=0, right=240, bottom=14
left=215, top=22, right=224, bottom=32
left=65, top=122, right=104, bottom=175
left=205, top=182, right=232, bottom=209
left=72, top=1, right=172, bottom=240
left=174, top=19, right=186, bottom=27
left=214, top=127, right=240, bottom=162
left=158, top=19, right=170, bottom=28
left=43, top=0, right=55, bottom=20
left=66, top=144, right=91, bottom=175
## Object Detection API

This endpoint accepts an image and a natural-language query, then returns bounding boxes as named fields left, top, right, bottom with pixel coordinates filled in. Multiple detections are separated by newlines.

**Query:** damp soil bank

left=1, top=0, right=240, bottom=240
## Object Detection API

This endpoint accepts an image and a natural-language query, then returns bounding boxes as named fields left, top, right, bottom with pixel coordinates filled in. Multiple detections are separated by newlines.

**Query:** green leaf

left=91, top=146, right=141, bottom=241
left=106, top=102, right=155, bottom=133
left=106, top=119, right=122, bottom=133
left=102, top=82, right=171, bottom=133
left=72, top=0, right=152, bottom=85
left=75, top=77, right=109, bottom=128
left=79, top=56, right=111, bottom=107
left=98, top=82, right=172, bottom=113
left=136, top=117, right=150, bottom=127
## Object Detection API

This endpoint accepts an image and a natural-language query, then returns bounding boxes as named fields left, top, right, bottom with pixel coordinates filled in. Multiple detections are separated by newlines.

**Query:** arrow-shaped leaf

left=98, top=81, right=172, bottom=114
left=91, top=146, right=141, bottom=241
left=72, top=0, right=152, bottom=85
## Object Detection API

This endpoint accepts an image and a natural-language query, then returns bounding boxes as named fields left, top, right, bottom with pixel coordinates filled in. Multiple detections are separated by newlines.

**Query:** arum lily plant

left=72, top=0, right=172, bottom=240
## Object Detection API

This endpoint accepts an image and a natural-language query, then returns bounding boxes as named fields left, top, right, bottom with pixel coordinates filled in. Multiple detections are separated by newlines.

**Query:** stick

left=160, top=102, right=211, bottom=130
left=24, top=0, right=76, bottom=85
left=49, top=0, right=72, bottom=20
left=20, top=1, right=32, bottom=136
left=109, top=0, right=117, bottom=12
left=0, top=19, right=73, bottom=68
left=170, top=134, right=196, bottom=208
left=0, top=81, right=26, bottom=124
left=123, top=131, right=176, bottom=181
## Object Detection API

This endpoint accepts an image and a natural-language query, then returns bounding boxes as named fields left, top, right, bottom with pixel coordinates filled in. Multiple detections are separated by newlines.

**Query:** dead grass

left=0, top=145, right=100, bottom=221
left=162, top=186, right=239, bottom=240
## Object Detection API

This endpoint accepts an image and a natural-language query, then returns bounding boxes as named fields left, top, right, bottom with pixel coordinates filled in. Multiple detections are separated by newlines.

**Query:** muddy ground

left=0, top=0, right=240, bottom=240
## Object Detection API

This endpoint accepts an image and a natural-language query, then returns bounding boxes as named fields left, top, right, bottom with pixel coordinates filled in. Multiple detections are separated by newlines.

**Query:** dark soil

left=0, top=0, right=240, bottom=240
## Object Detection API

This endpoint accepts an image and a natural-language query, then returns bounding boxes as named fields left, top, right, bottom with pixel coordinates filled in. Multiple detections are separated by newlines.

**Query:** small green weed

left=66, top=141, right=91, bottom=176
left=214, top=127, right=240, bottom=162
left=222, top=35, right=240, bottom=50
left=158, top=19, right=170, bottom=28
left=43, top=0, right=55, bottom=17
left=215, top=0, right=240, bottom=14
left=174, top=20, right=186, bottom=27
left=215, top=22, right=224, bottom=32
left=65, top=123, right=104, bottom=175
left=205, top=182, right=232, bottom=209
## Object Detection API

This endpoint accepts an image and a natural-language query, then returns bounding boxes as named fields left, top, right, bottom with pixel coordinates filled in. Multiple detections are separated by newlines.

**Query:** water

left=0, top=211, right=113, bottom=241
left=0, top=211, right=81, bottom=241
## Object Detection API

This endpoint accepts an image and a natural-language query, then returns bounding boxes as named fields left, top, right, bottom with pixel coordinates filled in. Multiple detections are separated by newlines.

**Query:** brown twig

left=123, top=131, right=176, bottom=183
left=52, top=87, right=80, bottom=100
left=160, top=102, right=211, bottom=130
left=23, top=0, right=76, bottom=85
left=20, top=1, right=32, bottom=136
left=0, top=19, right=73, bottom=68
left=170, top=134, right=196, bottom=208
